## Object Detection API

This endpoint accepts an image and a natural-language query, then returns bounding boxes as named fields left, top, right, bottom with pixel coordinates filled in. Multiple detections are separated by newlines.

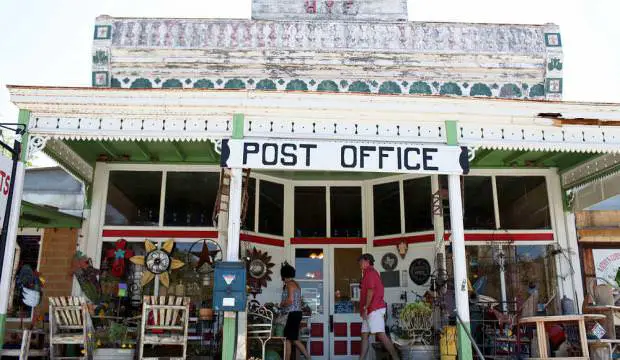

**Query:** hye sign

left=0, top=154, right=13, bottom=226
left=221, top=139, right=469, bottom=175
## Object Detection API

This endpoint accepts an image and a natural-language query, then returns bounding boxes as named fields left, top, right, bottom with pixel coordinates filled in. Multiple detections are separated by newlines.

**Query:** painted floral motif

left=194, top=79, right=215, bottom=88
left=470, top=83, right=492, bottom=97
left=409, top=81, right=432, bottom=95
left=130, top=78, right=153, bottom=89
left=547, top=58, right=563, bottom=71
left=378, top=81, right=402, bottom=94
left=286, top=79, right=308, bottom=91
left=256, top=79, right=277, bottom=90
left=224, top=79, right=246, bottom=89
left=348, top=81, right=370, bottom=93
left=529, top=84, right=545, bottom=98
left=317, top=80, right=339, bottom=92
left=92, top=50, right=109, bottom=66
left=440, top=82, right=462, bottom=96
left=499, top=83, right=522, bottom=98
left=162, top=79, right=183, bottom=88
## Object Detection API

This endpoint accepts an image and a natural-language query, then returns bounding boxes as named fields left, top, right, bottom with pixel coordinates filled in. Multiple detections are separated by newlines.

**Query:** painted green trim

left=457, top=321, right=473, bottom=360
left=562, top=162, right=620, bottom=190
left=18, top=110, right=30, bottom=163
left=84, top=183, right=93, bottom=209
left=470, top=149, right=493, bottom=166
left=502, top=151, right=527, bottom=165
left=0, top=313, right=6, bottom=348
left=232, top=114, right=244, bottom=140
left=171, top=142, right=186, bottom=161
left=445, top=121, right=458, bottom=146
left=98, top=141, right=119, bottom=158
left=222, top=316, right=236, bottom=360
left=20, top=201, right=83, bottom=228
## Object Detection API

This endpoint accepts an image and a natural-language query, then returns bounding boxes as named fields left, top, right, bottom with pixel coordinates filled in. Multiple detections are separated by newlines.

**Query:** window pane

left=333, top=248, right=362, bottom=314
left=466, top=245, right=502, bottom=301
left=506, top=245, right=557, bottom=310
left=242, top=178, right=256, bottom=231
left=9, top=235, right=41, bottom=318
left=164, top=172, right=219, bottom=227
left=295, top=187, right=326, bottom=237
left=259, top=180, right=284, bottom=235
left=168, top=242, right=216, bottom=311
left=404, top=177, right=432, bottom=232
left=99, top=241, right=153, bottom=313
left=295, top=248, right=324, bottom=315
left=373, top=182, right=401, bottom=236
left=331, top=187, right=362, bottom=237
left=463, top=176, right=496, bottom=229
left=496, top=176, right=551, bottom=229
left=105, top=171, right=162, bottom=226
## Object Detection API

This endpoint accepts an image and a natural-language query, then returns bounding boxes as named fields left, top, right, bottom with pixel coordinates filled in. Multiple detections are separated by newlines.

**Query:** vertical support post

left=445, top=120, right=472, bottom=360
left=431, top=175, right=446, bottom=269
left=223, top=113, right=245, bottom=360
left=448, top=174, right=473, bottom=360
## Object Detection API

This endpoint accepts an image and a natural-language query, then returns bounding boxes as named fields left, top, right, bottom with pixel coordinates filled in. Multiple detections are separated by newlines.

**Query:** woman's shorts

left=283, top=311, right=303, bottom=341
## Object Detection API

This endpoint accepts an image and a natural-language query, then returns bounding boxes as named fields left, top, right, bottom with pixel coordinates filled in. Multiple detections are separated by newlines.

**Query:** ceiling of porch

left=48, top=138, right=597, bottom=182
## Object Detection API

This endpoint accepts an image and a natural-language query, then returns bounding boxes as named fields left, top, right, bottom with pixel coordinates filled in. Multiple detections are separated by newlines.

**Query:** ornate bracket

left=467, top=146, right=478, bottom=162
left=27, top=135, right=47, bottom=161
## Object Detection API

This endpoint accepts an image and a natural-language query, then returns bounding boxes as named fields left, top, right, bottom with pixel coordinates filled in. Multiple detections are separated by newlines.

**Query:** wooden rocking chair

left=49, top=296, right=93, bottom=359
left=138, top=296, right=190, bottom=360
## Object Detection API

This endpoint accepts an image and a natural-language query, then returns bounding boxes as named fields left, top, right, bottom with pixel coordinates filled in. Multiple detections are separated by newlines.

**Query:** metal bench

left=247, top=304, right=287, bottom=360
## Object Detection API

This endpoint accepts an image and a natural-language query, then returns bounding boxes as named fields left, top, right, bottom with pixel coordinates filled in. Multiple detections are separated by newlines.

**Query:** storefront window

left=259, top=180, right=284, bottom=236
left=99, top=242, right=153, bottom=314
left=463, top=176, right=496, bottom=229
left=105, top=171, right=162, bottom=226
left=373, top=182, right=401, bottom=236
left=8, top=235, right=41, bottom=318
left=164, top=172, right=219, bottom=227
left=242, top=178, right=256, bottom=231
left=403, top=177, right=432, bottom=232
left=333, top=248, right=362, bottom=314
left=330, top=187, right=362, bottom=237
left=496, top=176, right=551, bottom=229
left=167, top=242, right=215, bottom=309
left=295, top=187, right=327, bottom=237
left=466, top=246, right=503, bottom=301
left=295, top=248, right=324, bottom=315
left=505, top=245, right=557, bottom=306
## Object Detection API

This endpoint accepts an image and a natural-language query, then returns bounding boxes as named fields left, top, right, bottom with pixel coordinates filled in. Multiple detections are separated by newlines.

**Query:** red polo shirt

left=360, top=265, right=386, bottom=314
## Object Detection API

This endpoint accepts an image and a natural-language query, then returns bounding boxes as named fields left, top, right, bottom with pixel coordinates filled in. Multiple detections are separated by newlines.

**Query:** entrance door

left=293, top=246, right=364, bottom=359
left=330, top=247, right=364, bottom=359
left=294, top=247, right=329, bottom=359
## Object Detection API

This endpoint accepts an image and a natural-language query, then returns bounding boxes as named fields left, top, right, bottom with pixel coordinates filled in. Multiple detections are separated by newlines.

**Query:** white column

left=0, top=163, right=26, bottom=319
left=431, top=175, right=446, bottom=271
left=226, top=168, right=243, bottom=261
left=448, top=174, right=473, bottom=359
left=565, top=212, right=584, bottom=310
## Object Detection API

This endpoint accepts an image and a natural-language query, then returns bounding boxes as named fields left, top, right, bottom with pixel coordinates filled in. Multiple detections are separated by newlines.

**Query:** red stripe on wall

left=442, top=232, right=554, bottom=242
left=240, top=233, right=285, bottom=247
left=102, top=229, right=218, bottom=238
left=290, top=237, right=367, bottom=245
left=373, top=234, right=435, bottom=247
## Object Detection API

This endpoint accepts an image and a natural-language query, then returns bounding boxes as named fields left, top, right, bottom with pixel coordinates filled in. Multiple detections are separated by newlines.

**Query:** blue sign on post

left=214, top=261, right=247, bottom=312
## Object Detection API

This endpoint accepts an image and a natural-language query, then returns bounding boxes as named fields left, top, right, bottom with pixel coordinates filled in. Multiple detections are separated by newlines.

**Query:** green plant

left=400, top=301, right=432, bottom=322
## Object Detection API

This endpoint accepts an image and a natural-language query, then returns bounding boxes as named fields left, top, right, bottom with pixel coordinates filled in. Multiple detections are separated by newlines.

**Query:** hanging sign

left=593, top=249, right=620, bottom=284
left=0, top=154, right=16, bottom=229
left=221, top=138, right=469, bottom=175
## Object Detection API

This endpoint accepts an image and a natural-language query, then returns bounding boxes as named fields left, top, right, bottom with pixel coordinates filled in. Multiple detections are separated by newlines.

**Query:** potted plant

left=393, top=301, right=436, bottom=360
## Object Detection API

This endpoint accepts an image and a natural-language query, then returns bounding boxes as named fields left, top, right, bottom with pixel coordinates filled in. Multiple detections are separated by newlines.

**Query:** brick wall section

left=37, top=228, right=79, bottom=315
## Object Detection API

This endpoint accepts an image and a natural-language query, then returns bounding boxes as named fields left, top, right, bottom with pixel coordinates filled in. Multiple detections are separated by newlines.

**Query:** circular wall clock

left=381, top=253, right=398, bottom=271
left=146, top=249, right=171, bottom=274
left=409, top=258, right=431, bottom=285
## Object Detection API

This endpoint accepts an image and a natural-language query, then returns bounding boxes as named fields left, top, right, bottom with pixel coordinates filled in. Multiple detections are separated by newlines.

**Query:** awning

left=19, top=201, right=83, bottom=228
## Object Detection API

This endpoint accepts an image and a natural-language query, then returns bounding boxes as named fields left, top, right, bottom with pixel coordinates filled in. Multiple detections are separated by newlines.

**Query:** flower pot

left=199, top=308, right=214, bottom=320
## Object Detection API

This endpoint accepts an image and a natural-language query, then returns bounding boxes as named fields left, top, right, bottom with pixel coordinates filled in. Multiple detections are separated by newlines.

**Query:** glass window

left=242, top=178, right=256, bottom=231
left=168, top=242, right=215, bottom=310
left=295, top=187, right=326, bottom=237
left=105, top=171, right=162, bottom=226
left=496, top=176, right=551, bottom=229
left=373, top=182, right=401, bottom=236
left=505, top=245, right=557, bottom=308
left=295, top=248, right=324, bottom=315
left=99, top=241, right=153, bottom=313
left=8, top=235, right=41, bottom=318
left=465, top=245, right=503, bottom=301
left=330, top=187, right=362, bottom=237
left=333, top=248, right=362, bottom=314
left=164, top=172, right=219, bottom=227
left=463, top=176, right=496, bottom=229
left=258, top=180, right=284, bottom=236
left=403, top=177, right=432, bottom=232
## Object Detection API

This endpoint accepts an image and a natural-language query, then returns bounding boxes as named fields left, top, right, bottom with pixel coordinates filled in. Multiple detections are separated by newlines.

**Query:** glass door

left=330, top=246, right=364, bottom=359
left=294, top=247, right=329, bottom=359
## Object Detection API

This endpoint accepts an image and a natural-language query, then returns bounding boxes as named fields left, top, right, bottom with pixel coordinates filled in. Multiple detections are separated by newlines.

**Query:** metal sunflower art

left=130, top=239, right=185, bottom=288
left=246, top=247, right=275, bottom=296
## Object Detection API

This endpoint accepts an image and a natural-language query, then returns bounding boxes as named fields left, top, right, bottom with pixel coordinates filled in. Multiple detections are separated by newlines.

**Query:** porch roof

left=8, top=85, right=620, bottom=188
left=19, top=201, right=83, bottom=228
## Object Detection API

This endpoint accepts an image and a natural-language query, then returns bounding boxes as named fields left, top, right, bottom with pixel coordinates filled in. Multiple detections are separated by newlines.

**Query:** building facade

left=3, top=0, right=620, bottom=358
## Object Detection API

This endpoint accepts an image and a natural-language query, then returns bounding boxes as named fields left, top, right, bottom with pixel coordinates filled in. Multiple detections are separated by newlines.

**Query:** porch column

left=223, top=113, right=245, bottom=360
left=0, top=113, right=28, bottom=347
left=448, top=174, right=473, bottom=360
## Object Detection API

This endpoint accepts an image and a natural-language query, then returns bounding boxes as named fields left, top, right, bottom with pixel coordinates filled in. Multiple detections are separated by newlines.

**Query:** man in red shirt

left=358, top=253, right=400, bottom=360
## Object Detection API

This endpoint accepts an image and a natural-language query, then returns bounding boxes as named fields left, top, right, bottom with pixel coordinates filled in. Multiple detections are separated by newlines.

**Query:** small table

left=519, top=314, right=605, bottom=360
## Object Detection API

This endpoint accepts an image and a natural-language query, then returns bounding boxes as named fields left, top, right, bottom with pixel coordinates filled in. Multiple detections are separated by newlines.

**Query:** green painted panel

left=130, top=78, right=153, bottom=89
left=409, top=81, right=432, bottom=95
left=286, top=79, right=308, bottom=91
left=500, top=83, right=522, bottom=98
left=193, top=79, right=215, bottom=89
left=224, top=79, right=246, bottom=89
left=378, top=81, right=402, bottom=94
left=162, top=79, right=183, bottom=88
left=348, top=81, right=370, bottom=93
left=440, top=82, right=463, bottom=96
left=317, top=80, right=339, bottom=92
left=529, top=84, right=545, bottom=98
left=255, top=79, right=277, bottom=90
left=111, top=78, right=122, bottom=88
left=470, top=83, right=492, bottom=97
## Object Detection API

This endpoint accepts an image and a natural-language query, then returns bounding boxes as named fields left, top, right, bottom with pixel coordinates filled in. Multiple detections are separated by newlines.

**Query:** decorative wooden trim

left=291, top=237, right=367, bottom=245
left=101, top=229, right=218, bottom=238
left=374, top=231, right=554, bottom=246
